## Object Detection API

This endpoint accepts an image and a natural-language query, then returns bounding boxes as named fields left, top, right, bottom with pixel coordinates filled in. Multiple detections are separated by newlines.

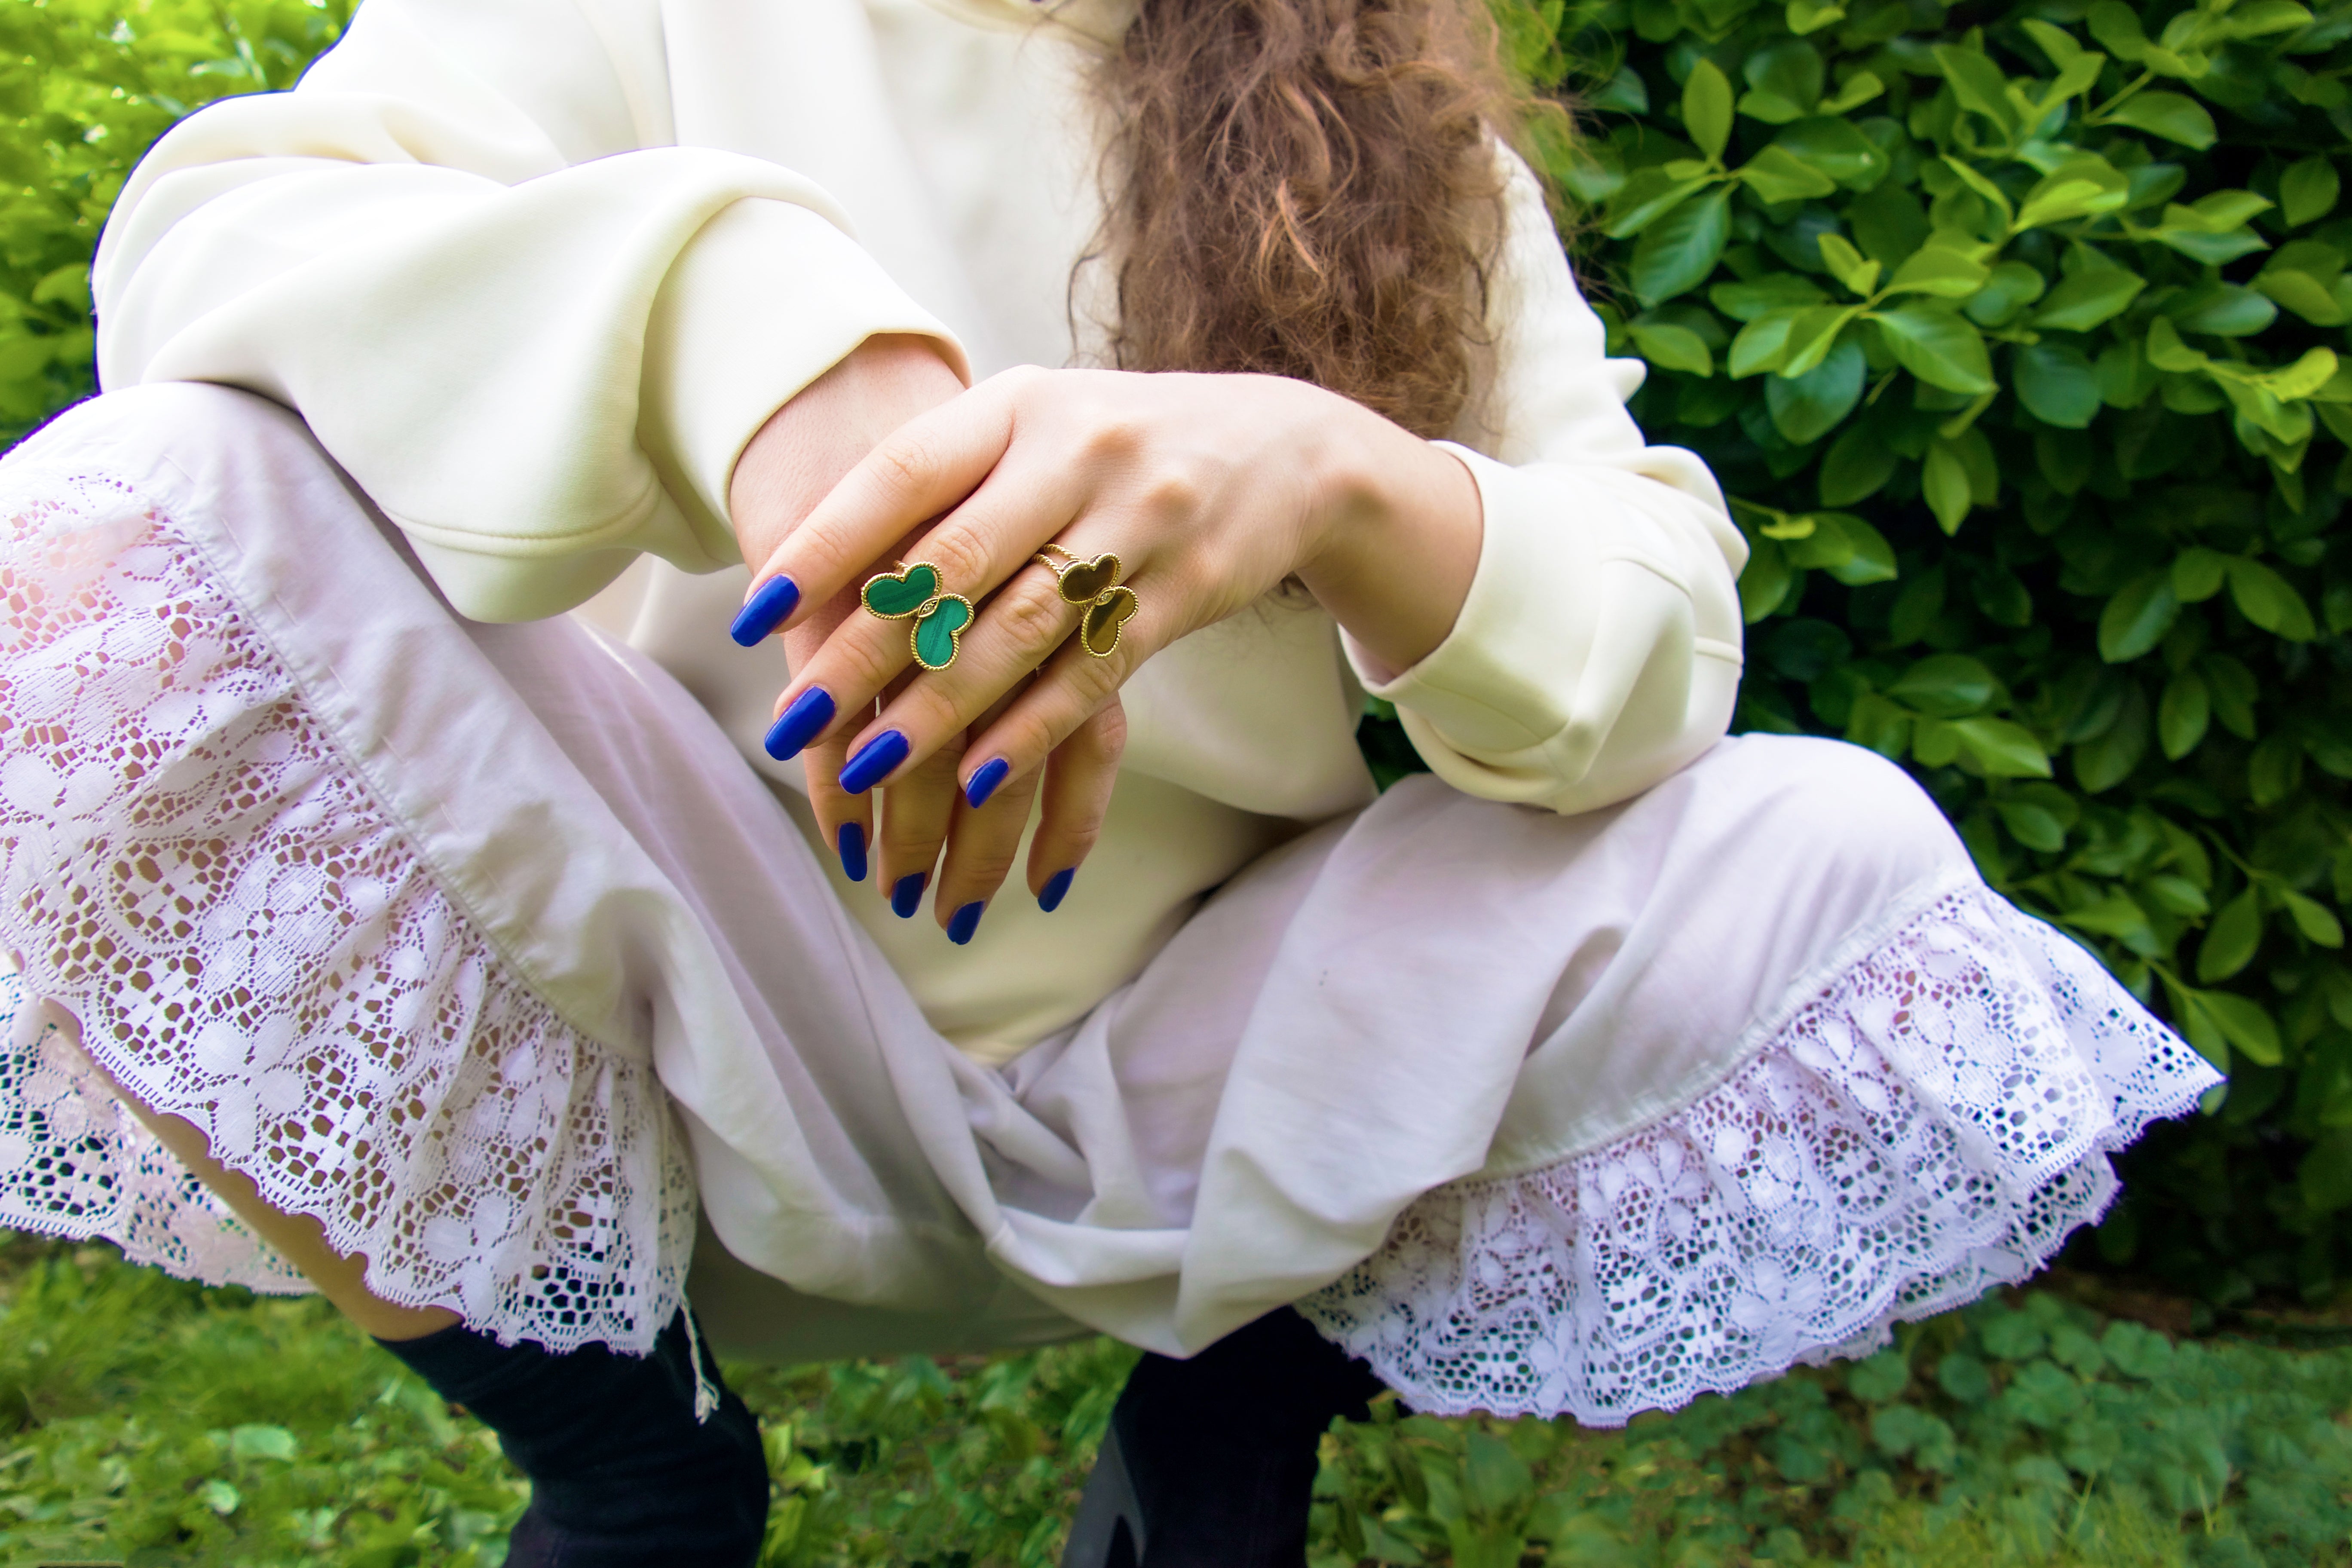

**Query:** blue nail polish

left=965, top=758, right=1011, bottom=810
left=891, top=873, right=927, bottom=919
left=729, top=576, right=800, bottom=646
left=947, top=901, right=984, bottom=945
left=1038, top=867, right=1075, bottom=913
left=836, top=821, right=867, bottom=882
left=763, top=687, right=835, bottom=761
left=838, top=730, right=910, bottom=794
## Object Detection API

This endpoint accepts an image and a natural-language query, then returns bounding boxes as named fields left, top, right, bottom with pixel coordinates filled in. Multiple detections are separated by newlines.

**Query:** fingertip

left=729, top=575, right=800, bottom=646
left=839, top=729, right=910, bottom=794
left=891, top=873, right=928, bottom=919
left=947, top=900, right=985, bottom=945
left=965, top=757, right=1011, bottom=810
left=765, top=687, right=835, bottom=760
left=836, top=821, right=867, bottom=883
left=1038, top=867, right=1075, bottom=913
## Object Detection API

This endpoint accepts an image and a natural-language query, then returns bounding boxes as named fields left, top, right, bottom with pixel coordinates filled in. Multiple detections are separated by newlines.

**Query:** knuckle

left=1139, top=470, right=1201, bottom=521
left=922, top=528, right=992, bottom=592
left=1081, top=698, right=1129, bottom=761
left=991, top=579, right=1074, bottom=651
left=871, top=429, right=939, bottom=496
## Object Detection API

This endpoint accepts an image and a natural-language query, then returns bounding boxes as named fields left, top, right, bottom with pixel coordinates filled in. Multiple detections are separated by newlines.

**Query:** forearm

left=1293, top=404, right=1484, bottom=680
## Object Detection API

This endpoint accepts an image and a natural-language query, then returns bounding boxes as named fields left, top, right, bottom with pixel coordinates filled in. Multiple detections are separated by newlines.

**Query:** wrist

left=1295, top=405, right=1483, bottom=677
left=728, top=334, right=965, bottom=567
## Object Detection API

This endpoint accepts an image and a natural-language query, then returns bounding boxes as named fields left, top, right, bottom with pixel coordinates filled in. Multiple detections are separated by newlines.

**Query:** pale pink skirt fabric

left=0, top=385, right=2218, bottom=1422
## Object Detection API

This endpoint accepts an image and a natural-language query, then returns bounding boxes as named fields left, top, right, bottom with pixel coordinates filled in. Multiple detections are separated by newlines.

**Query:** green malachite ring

left=861, top=560, right=974, bottom=671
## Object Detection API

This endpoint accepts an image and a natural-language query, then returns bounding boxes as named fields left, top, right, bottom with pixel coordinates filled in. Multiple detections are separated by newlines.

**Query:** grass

left=1, top=1233, right=2350, bottom=1566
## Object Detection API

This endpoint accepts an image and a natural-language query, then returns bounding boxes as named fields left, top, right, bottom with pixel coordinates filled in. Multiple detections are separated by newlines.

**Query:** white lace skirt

left=0, top=386, right=2219, bottom=1424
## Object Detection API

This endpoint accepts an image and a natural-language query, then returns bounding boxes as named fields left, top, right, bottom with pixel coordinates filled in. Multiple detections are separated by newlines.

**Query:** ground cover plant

left=7, top=1233, right=2352, bottom=1565
left=6, top=0, right=2352, bottom=1563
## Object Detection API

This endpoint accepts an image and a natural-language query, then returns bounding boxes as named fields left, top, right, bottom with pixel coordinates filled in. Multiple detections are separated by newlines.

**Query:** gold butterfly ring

left=1032, top=543, right=1141, bottom=658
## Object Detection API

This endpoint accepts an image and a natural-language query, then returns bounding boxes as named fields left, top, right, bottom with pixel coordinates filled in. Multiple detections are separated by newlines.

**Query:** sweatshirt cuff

left=640, top=197, right=970, bottom=561
left=1343, top=443, right=1740, bottom=811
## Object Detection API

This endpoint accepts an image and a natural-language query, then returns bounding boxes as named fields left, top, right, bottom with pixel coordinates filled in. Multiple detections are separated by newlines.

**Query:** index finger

left=745, top=370, right=1030, bottom=635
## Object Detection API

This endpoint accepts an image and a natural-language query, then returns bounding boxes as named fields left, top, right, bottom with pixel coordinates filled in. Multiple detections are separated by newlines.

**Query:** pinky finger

left=804, top=719, right=875, bottom=885
left=1026, top=695, right=1127, bottom=912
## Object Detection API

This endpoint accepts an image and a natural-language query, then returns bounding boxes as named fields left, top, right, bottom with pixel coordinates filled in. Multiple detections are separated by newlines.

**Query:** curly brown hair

left=1093, top=0, right=1542, bottom=441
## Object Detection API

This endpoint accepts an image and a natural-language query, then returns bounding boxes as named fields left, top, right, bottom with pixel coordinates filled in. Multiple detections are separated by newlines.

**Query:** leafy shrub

left=1473, top=0, right=2352, bottom=1308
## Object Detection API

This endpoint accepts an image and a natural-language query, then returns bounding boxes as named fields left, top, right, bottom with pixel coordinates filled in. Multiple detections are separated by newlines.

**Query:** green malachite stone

left=864, top=562, right=943, bottom=618
left=911, top=595, right=972, bottom=670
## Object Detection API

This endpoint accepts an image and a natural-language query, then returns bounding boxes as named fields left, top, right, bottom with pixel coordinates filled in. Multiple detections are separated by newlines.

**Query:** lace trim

left=0, top=453, right=695, bottom=1353
left=1299, top=886, right=2222, bottom=1424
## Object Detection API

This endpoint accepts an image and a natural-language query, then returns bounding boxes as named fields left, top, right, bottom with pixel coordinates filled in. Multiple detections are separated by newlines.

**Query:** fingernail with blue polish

left=947, top=901, right=985, bottom=945
left=729, top=576, right=799, bottom=646
left=836, top=822, right=867, bottom=882
left=1038, top=867, right=1075, bottom=913
left=839, top=730, right=910, bottom=795
left=763, top=687, right=834, bottom=761
left=965, top=757, right=1010, bottom=810
left=891, top=873, right=927, bottom=919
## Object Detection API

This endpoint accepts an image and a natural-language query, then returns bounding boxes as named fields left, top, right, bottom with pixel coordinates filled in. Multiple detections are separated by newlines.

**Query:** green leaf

left=1886, top=245, right=1992, bottom=299
left=1923, top=442, right=1972, bottom=533
left=1603, top=169, right=1715, bottom=238
left=2201, top=990, right=2282, bottom=1066
left=2174, top=546, right=2230, bottom=602
left=2225, top=557, right=2316, bottom=640
left=2022, top=18, right=2086, bottom=71
left=1710, top=274, right=1829, bottom=321
left=2282, top=890, right=2344, bottom=948
left=2167, top=283, right=2278, bottom=338
left=1683, top=58, right=1733, bottom=165
left=2255, top=263, right=2348, bottom=327
left=2199, top=888, right=2264, bottom=983
left=1629, top=321, right=1715, bottom=375
left=1964, top=260, right=2048, bottom=327
left=1743, top=40, right=1823, bottom=118
left=1738, top=144, right=1838, bottom=204
left=1728, top=306, right=1805, bottom=376
left=1874, top=306, right=1994, bottom=395
left=1630, top=187, right=1730, bottom=306
left=2017, top=156, right=2132, bottom=230
left=2075, top=681, right=2150, bottom=793
left=1806, top=512, right=1896, bottom=584
left=2100, top=571, right=2180, bottom=662
left=2014, top=341, right=2101, bottom=428
left=1953, top=717, right=2055, bottom=778
left=1786, top=0, right=1844, bottom=34
left=2106, top=91, right=2216, bottom=149
left=1816, top=232, right=1880, bottom=297
left=1767, top=336, right=1865, bottom=444
left=1819, top=424, right=1898, bottom=505
left=1463, top=1432, right=1534, bottom=1516
left=1771, top=117, right=1888, bottom=189
left=1777, top=304, right=1859, bottom=379
left=1935, top=44, right=2019, bottom=135
left=1888, top=652, right=1997, bottom=717
left=1996, top=795, right=2068, bottom=851
left=2159, top=670, right=2211, bottom=759
left=2281, top=156, right=2340, bottom=228
left=1739, top=535, right=1795, bottom=621
left=2034, top=267, right=2146, bottom=331
left=2065, top=893, right=2159, bottom=954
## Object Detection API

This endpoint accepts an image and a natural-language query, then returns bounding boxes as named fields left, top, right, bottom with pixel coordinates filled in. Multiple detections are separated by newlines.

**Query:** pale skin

left=98, top=332, right=1484, bottom=1339
left=731, top=332, right=1486, bottom=932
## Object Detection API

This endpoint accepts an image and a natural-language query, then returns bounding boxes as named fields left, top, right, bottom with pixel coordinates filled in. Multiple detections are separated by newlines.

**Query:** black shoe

left=1062, top=1308, right=1385, bottom=1568
left=377, top=1306, right=769, bottom=1566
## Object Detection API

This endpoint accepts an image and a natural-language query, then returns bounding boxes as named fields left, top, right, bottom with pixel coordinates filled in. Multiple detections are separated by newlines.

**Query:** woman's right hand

left=728, top=335, right=1125, bottom=937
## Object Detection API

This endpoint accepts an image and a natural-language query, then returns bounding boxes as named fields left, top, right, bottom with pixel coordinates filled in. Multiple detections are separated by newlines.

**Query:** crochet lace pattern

left=0, top=456, right=695, bottom=1354
left=1300, top=885, right=2220, bottom=1422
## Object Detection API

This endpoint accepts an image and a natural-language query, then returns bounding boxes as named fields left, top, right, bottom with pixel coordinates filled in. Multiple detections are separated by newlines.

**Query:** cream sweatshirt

left=92, top=0, right=1746, bottom=1062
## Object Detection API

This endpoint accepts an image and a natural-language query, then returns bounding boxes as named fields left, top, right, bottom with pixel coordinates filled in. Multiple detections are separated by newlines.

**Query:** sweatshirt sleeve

left=1341, top=150, right=1747, bottom=816
left=92, top=0, right=967, bottom=622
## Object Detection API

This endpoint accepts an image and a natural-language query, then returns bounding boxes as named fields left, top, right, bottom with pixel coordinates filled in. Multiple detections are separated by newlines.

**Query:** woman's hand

left=740, top=364, right=1485, bottom=918
left=728, top=336, right=1127, bottom=937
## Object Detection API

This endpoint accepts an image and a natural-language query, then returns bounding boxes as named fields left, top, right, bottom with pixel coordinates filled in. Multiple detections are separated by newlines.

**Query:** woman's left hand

left=743, top=364, right=1482, bottom=808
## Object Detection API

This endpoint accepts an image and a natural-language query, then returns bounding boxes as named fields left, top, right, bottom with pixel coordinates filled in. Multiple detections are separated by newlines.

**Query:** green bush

left=1479, top=0, right=2352, bottom=1308
left=6, top=0, right=2352, bottom=1305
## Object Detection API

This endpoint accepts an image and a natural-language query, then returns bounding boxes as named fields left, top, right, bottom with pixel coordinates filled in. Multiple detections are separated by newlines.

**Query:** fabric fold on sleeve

left=93, top=0, right=965, bottom=623
left=1344, top=446, right=1746, bottom=817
